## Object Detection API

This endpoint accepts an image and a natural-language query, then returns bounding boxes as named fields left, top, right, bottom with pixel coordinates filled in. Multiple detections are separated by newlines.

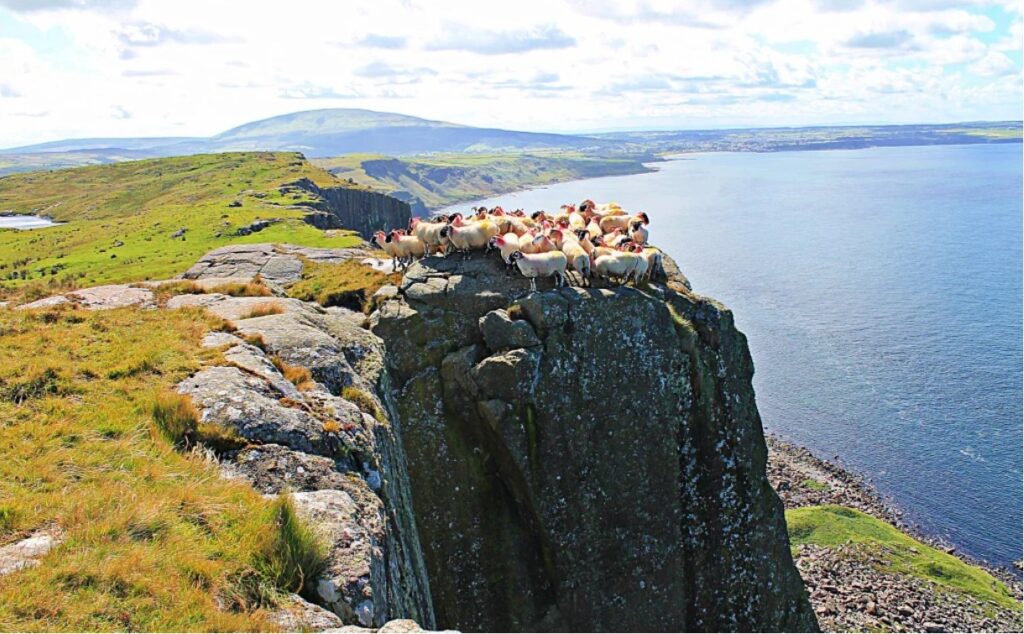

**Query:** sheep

left=591, top=251, right=645, bottom=285
left=509, top=250, right=567, bottom=291
left=441, top=219, right=499, bottom=256
left=488, top=233, right=522, bottom=274
left=628, top=218, right=649, bottom=245
left=600, top=228, right=630, bottom=248
left=528, top=232, right=557, bottom=254
left=640, top=246, right=664, bottom=282
left=550, top=230, right=590, bottom=286
left=586, top=217, right=603, bottom=242
left=568, top=209, right=587, bottom=230
left=600, top=211, right=649, bottom=234
left=411, top=217, right=449, bottom=255
left=373, top=230, right=403, bottom=270
left=389, top=230, right=426, bottom=265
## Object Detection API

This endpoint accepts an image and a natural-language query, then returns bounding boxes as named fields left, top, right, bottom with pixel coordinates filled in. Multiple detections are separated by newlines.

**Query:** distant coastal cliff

left=290, top=177, right=411, bottom=238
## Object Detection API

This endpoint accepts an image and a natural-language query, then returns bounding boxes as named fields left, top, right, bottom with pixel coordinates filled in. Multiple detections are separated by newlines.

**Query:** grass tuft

left=240, top=302, right=285, bottom=319
left=801, top=478, right=830, bottom=492
left=271, top=357, right=315, bottom=391
left=341, top=386, right=385, bottom=423
left=206, top=282, right=273, bottom=298
left=0, top=367, right=71, bottom=404
left=151, top=390, right=200, bottom=446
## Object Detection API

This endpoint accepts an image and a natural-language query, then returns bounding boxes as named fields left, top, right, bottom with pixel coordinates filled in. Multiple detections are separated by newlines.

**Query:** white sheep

left=509, top=250, right=567, bottom=291
left=628, top=218, right=649, bottom=245
left=373, top=230, right=403, bottom=270
left=441, top=219, right=499, bottom=256
left=389, top=230, right=426, bottom=265
left=591, top=251, right=644, bottom=285
left=600, top=211, right=649, bottom=234
left=488, top=233, right=522, bottom=275
left=411, top=218, right=449, bottom=255
left=641, top=246, right=664, bottom=282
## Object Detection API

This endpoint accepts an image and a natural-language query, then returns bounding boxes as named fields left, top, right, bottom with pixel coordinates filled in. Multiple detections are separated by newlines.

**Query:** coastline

left=767, top=433, right=1023, bottom=632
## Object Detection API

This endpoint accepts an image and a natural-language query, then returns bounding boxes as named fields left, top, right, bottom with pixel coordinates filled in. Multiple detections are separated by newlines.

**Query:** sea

left=441, top=143, right=1024, bottom=568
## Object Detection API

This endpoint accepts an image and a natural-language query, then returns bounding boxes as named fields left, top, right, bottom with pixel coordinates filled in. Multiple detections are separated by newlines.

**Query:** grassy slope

left=313, top=150, right=653, bottom=210
left=787, top=505, right=1019, bottom=611
left=0, top=306, right=323, bottom=631
left=0, top=152, right=363, bottom=301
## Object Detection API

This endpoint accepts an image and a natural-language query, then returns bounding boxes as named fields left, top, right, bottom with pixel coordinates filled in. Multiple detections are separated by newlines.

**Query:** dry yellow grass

left=271, top=357, right=316, bottom=391
left=0, top=306, right=324, bottom=631
left=240, top=302, right=286, bottom=319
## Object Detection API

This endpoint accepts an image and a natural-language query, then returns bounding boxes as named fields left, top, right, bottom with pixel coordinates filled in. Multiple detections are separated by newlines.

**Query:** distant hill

left=0, top=109, right=617, bottom=175
left=1, top=110, right=1019, bottom=176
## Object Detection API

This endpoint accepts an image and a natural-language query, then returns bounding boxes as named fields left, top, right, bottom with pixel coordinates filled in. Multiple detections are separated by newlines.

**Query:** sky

left=0, top=0, right=1021, bottom=147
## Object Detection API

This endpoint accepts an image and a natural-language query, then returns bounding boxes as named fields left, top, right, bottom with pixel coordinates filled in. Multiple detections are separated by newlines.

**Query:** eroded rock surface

left=371, top=252, right=817, bottom=632
left=174, top=291, right=434, bottom=629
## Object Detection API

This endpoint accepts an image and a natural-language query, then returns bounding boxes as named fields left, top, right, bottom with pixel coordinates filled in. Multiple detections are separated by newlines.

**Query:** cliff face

left=371, top=254, right=818, bottom=632
left=292, top=178, right=411, bottom=238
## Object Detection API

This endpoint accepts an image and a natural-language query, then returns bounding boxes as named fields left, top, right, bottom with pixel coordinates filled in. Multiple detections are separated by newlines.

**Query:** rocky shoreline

left=767, top=434, right=1023, bottom=633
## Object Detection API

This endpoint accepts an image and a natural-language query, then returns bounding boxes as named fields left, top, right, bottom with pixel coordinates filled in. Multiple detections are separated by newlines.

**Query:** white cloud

left=0, top=0, right=1019, bottom=147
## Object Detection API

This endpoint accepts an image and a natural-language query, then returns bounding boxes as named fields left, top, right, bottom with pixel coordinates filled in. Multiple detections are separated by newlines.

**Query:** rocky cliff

left=370, top=253, right=818, bottom=632
left=291, top=177, right=411, bottom=238
left=19, top=244, right=816, bottom=631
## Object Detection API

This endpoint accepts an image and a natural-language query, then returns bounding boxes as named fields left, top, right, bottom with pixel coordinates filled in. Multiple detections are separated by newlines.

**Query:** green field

left=0, top=152, right=363, bottom=302
left=787, top=505, right=1019, bottom=611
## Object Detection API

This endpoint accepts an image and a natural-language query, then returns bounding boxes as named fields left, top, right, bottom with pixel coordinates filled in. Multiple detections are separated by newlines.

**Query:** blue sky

left=0, top=0, right=1020, bottom=147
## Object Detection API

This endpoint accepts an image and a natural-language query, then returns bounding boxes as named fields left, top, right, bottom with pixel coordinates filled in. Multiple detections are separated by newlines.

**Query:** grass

left=341, top=386, right=384, bottom=423
left=0, top=306, right=324, bottom=631
left=787, top=505, right=1020, bottom=611
left=240, top=302, right=285, bottom=319
left=285, top=258, right=401, bottom=312
left=801, top=478, right=830, bottom=492
left=0, top=152, right=362, bottom=302
left=271, top=357, right=315, bottom=391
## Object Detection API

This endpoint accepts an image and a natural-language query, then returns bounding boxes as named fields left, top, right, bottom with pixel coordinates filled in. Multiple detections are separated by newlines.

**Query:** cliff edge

left=371, top=252, right=818, bottom=632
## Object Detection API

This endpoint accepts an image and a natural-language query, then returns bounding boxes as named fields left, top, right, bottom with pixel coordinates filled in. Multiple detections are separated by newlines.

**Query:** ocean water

left=442, top=144, right=1024, bottom=567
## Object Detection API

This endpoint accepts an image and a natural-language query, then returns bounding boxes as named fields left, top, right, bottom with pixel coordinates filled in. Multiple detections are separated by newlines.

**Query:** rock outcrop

left=168, top=268, right=434, bottom=628
left=371, top=253, right=818, bottom=632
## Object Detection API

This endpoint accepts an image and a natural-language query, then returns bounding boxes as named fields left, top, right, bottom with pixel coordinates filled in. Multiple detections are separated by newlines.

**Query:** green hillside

left=0, top=152, right=362, bottom=302
left=314, top=150, right=654, bottom=211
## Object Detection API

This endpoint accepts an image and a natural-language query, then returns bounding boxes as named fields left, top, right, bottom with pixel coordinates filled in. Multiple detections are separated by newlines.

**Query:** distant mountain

left=0, top=109, right=616, bottom=174
left=2, top=137, right=203, bottom=154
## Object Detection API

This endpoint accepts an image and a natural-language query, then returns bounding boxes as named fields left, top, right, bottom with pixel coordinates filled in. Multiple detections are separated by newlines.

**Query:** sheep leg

left=530, top=277, right=537, bottom=292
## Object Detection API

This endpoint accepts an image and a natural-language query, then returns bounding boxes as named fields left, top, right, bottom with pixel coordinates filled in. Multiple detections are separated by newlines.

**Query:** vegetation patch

left=271, top=357, right=315, bottom=391
left=0, top=306, right=322, bottom=630
left=0, top=152, right=362, bottom=302
left=240, top=302, right=285, bottom=319
left=787, top=505, right=1019, bottom=611
left=801, top=478, right=830, bottom=492
left=285, top=259, right=400, bottom=312
left=341, top=386, right=384, bottom=423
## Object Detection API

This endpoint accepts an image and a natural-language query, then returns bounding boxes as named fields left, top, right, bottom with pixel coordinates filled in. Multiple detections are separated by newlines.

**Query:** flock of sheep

left=372, top=199, right=663, bottom=290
